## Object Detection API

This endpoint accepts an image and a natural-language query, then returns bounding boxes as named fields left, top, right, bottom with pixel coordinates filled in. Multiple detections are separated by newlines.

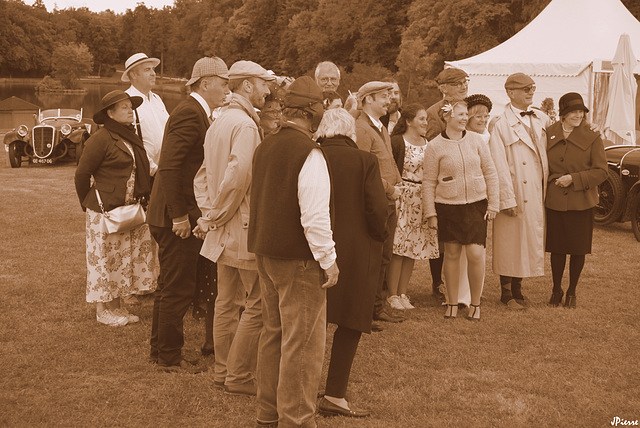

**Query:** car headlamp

left=18, top=125, right=28, bottom=137
left=61, top=123, right=72, bottom=136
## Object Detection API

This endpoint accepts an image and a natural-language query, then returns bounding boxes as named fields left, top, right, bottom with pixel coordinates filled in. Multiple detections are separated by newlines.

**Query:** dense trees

left=2, top=0, right=640, bottom=102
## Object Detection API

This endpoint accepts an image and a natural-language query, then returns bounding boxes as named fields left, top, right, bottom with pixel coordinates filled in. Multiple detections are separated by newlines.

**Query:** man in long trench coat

left=489, top=73, right=550, bottom=309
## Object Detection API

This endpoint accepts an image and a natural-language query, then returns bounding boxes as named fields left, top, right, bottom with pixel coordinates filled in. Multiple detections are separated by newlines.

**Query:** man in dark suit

left=147, top=57, right=230, bottom=372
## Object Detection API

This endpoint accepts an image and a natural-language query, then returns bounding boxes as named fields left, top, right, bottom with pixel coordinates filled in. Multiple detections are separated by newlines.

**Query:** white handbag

left=95, top=188, right=146, bottom=234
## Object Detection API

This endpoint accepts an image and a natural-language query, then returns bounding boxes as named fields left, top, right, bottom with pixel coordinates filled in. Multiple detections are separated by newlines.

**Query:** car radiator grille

left=32, top=126, right=55, bottom=158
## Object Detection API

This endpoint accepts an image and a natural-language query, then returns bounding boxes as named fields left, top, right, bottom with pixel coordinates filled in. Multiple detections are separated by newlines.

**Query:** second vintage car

left=4, top=108, right=92, bottom=168
left=595, top=145, right=640, bottom=241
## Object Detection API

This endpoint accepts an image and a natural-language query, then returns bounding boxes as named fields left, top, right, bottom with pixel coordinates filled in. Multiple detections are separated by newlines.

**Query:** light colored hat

left=186, top=57, right=230, bottom=87
left=121, top=53, right=160, bottom=82
left=357, top=81, right=393, bottom=103
left=228, top=61, right=275, bottom=81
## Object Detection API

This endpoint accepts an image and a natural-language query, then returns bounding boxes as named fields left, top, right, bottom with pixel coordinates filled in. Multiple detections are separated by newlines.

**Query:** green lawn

left=0, top=159, right=638, bottom=428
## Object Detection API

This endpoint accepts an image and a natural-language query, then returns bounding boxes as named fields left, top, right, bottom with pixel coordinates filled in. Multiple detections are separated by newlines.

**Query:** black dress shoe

left=318, top=397, right=370, bottom=418
left=548, top=291, right=564, bottom=307
left=564, top=295, right=576, bottom=309
left=158, top=359, right=207, bottom=374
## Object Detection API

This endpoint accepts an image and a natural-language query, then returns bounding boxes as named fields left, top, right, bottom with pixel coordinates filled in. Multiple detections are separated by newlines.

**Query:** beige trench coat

left=489, top=105, right=550, bottom=277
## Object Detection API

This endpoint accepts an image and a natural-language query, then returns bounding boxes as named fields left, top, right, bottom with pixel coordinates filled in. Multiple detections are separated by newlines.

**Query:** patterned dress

left=85, top=142, right=159, bottom=303
left=393, top=138, right=439, bottom=260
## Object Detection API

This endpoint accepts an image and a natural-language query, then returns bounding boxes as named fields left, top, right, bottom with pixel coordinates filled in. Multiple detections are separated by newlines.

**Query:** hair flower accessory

left=441, top=103, right=453, bottom=113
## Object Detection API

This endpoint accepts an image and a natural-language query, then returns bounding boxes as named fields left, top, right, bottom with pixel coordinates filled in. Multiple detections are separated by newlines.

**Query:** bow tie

left=520, top=110, right=535, bottom=117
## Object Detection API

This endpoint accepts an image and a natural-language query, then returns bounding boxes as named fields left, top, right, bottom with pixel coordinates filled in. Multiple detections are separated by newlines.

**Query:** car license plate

left=32, top=158, right=54, bottom=164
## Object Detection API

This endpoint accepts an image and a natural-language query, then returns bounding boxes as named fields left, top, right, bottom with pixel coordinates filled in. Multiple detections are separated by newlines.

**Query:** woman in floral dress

left=386, top=104, right=439, bottom=310
left=75, top=90, right=159, bottom=326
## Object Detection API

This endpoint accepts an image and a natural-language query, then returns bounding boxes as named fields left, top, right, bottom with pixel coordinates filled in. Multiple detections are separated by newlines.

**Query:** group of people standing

left=73, top=53, right=607, bottom=427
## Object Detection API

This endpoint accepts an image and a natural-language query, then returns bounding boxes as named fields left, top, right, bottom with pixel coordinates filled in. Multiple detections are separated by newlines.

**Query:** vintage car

left=595, top=145, right=640, bottom=241
left=3, top=108, right=92, bottom=167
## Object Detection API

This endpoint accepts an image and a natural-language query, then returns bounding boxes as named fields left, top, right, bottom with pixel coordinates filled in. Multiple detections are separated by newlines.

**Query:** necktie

left=520, top=110, right=535, bottom=117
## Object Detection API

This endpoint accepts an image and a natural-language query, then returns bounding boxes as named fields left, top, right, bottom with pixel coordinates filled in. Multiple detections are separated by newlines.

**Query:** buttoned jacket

left=545, top=121, right=607, bottom=211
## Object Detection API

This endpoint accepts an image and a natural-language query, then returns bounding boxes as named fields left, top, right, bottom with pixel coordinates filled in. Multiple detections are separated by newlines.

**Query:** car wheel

left=630, top=194, right=640, bottom=242
left=8, top=142, right=22, bottom=168
left=594, top=168, right=625, bottom=224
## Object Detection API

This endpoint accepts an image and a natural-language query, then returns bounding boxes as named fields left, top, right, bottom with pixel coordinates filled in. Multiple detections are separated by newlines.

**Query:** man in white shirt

left=249, top=76, right=338, bottom=428
left=123, top=53, right=170, bottom=177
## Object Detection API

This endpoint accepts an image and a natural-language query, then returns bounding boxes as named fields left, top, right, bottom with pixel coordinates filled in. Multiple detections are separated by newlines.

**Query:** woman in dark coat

left=545, top=92, right=607, bottom=308
left=315, top=108, right=388, bottom=418
left=75, top=90, right=158, bottom=326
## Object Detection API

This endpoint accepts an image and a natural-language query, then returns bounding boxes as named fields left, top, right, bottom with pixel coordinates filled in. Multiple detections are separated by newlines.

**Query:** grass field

left=1, top=159, right=638, bottom=428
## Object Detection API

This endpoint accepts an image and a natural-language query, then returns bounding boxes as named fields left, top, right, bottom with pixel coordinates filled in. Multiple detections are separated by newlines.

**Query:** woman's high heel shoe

left=467, top=304, right=481, bottom=321
left=549, top=290, right=564, bottom=307
left=564, top=295, right=576, bottom=309
left=444, top=304, right=458, bottom=319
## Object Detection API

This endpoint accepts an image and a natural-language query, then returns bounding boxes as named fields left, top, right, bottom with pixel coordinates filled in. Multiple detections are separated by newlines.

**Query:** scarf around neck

left=103, top=117, right=151, bottom=197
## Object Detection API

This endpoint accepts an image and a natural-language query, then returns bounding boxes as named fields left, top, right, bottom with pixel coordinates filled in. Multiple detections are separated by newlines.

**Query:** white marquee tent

left=446, top=0, right=640, bottom=132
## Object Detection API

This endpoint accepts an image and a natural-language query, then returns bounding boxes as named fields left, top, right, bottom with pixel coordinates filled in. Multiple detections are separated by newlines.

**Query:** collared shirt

left=366, top=113, right=384, bottom=132
left=190, top=91, right=212, bottom=121
left=510, top=104, right=533, bottom=128
left=125, top=85, right=169, bottom=176
left=298, top=147, right=336, bottom=270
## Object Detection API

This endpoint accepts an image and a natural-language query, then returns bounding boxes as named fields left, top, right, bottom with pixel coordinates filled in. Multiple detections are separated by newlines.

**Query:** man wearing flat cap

left=193, top=60, right=274, bottom=395
left=123, top=53, right=169, bottom=179
left=249, top=76, right=338, bottom=427
left=147, top=57, right=230, bottom=372
left=425, top=68, right=470, bottom=141
left=355, top=81, right=404, bottom=328
left=489, top=72, right=550, bottom=310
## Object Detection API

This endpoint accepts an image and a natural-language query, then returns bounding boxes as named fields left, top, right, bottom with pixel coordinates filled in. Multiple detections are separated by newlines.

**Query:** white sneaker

left=97, top=309, right=128, bottom=327
left=113, top=308, right=140, bottom=323
left=400, top=294, right=415, bottom=309
left=387, top=295, right=405, bottom=310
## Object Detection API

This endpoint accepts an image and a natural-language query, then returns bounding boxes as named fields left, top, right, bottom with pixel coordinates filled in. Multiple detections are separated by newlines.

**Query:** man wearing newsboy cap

left=193, top=60, right=274, bottom=394
left=355, top=81, right=404, bottom=329
left=488, top=72, right=550, bottom=310
left=147, top=57, right=230, bottom=373
left=425, top=67, right=469, bottom=141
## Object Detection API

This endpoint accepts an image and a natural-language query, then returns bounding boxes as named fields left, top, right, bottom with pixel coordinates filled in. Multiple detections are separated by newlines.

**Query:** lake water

left=0, top=80, right=185, bottom=119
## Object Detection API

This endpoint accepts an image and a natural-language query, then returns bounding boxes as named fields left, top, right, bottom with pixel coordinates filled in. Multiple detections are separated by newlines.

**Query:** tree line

left=2, top=0, right=640, bottom=102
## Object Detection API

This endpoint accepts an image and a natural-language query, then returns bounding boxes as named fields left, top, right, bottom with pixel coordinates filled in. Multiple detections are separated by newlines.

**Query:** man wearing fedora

left=355, top=81, right=404, bottom=329
left=147, top=57, right=230, bottom=372
left=249, top=75, right=338, bottom=428
left=193, top=60, right=274, bottom=395
left=489, top=72, right=550, bottom=310
left=123, top=53, right=169, bottom=178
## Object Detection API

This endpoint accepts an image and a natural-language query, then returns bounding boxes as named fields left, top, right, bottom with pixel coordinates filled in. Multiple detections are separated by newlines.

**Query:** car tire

left=594, top=168, right=625, bottom=225
left=630, top=193, right=640, bottom=242
left=8, top=142, right=22, bottom=168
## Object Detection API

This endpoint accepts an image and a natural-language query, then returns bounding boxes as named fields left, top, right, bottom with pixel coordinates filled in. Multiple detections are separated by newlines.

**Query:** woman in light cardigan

left=422, top=100, right=499, bottom=320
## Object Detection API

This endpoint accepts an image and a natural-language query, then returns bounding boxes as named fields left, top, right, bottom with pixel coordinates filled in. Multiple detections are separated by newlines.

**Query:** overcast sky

left=41, top=0, right=176, bottom=14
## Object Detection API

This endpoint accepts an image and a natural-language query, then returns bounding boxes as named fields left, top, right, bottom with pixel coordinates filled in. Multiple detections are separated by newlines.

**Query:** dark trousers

left=374, top=203, right=397, bottom=315
left=149, top=225, right=203, bottom=366
left=325, top=325, right=362, bottom=398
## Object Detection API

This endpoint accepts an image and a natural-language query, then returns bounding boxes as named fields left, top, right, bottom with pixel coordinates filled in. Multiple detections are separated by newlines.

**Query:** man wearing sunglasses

left=488, top=72, right=551, bottom=310
left=425, top=68, right=470, bottom=141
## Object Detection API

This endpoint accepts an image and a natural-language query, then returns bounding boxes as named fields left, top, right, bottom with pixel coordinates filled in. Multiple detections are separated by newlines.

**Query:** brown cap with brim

left=93, top=90, right=142, bottom=124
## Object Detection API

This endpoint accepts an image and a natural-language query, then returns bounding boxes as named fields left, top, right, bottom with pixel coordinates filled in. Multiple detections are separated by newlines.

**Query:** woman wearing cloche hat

left=75, top=90, right=158, bottom=326
left=544, top=92, right=607, bottom=308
